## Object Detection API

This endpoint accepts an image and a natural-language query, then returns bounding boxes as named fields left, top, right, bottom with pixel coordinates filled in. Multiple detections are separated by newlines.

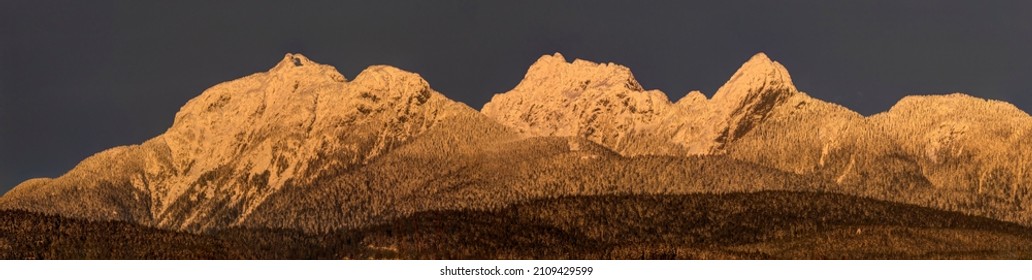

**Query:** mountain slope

left=869, top=94, right=1032, bottom=224
left=0, top=54, right=475, bottom=232
left=8, top=192, right=1028, bottom=259
left=476, top=52, right=1030, bottom=227
left=348, top=191, right=1032, bottom=259
left=241, top=135, right=830, bottom=232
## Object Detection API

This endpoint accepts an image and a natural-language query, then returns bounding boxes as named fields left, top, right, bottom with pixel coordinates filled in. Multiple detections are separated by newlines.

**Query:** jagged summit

left=711, top=52, right=797, bottom=105
left=481, top=52, right=816, bottom=156
left=273, top=53, right=313, bottom=69
left=517, top=52, right=644, bottom=92
left=267, top=53, right=346, bottom=82
left=705, top=52, right=803, bottom=150
left=481, top=53, right=671, bottom=154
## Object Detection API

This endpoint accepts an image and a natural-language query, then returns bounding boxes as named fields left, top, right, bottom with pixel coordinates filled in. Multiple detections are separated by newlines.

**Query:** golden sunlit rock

left=0, top=53, right=1029, bottom=245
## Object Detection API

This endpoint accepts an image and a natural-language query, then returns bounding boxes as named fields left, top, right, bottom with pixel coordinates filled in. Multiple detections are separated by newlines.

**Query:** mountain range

left=1, top=52, right=1030, bottom=258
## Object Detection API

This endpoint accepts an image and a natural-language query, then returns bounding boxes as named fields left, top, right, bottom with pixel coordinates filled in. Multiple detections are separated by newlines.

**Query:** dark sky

left=2, top=0, right=1031, bottom=192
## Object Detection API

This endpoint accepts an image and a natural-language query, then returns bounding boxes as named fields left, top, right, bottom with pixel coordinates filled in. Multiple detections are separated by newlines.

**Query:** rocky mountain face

left=482, top=53, right=928, bottom=191
left=481, top=52, right=1028, bottom=224
left=682, top=53, right=802, bottom=154
left=479, top=53, right=814, bottom=157
left=1, top=52, right=1030, bottom=232
left=481, top=53, right=679, bottom=156
left=709, top=55, right=929, bottom=191
left=0, top=54, right=476, bottom=232
left=479, top=53, right=845, bottom=154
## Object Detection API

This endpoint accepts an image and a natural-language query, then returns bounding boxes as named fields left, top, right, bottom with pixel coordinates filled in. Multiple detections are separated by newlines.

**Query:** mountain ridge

left=2, top=52, right=1030, bottom=233
left=0, top=54, right=481, bottom=231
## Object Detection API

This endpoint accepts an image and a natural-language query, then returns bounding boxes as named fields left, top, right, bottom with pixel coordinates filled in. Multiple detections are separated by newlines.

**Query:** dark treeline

left=4, top=191, right=1031, bottom=260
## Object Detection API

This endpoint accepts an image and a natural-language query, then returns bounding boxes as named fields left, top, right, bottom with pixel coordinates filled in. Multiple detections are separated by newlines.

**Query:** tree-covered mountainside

left=3, top=192, right=1030, bottom=260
